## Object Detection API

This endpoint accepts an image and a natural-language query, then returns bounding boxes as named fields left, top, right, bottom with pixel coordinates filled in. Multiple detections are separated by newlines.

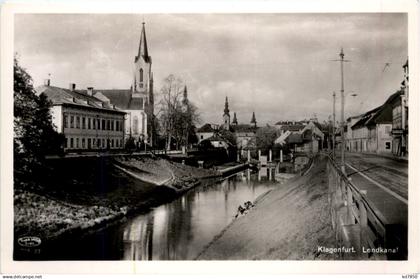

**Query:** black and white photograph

left=1, top=1, right=419, bottom=276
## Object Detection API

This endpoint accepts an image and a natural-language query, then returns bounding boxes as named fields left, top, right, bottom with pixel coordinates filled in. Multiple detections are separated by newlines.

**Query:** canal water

left=16, top=167, right=288, bottom=260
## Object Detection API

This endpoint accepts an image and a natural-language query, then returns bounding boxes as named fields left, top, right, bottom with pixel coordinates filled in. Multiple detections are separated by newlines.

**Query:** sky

left=14, top=13, right=407, bottom=126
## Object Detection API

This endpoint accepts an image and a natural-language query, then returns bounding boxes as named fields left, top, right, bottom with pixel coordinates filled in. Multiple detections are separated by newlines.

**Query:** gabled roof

left=197, top=123, right=215, bottom=133
left=352, top=91, right=401, bottom=129
left=351, top=106, right=382, bottom=129
left=35, top=85, right=125, bottom=114
left=233, top=124, right=257, bottom=133
left=274, top=130, right=291, bottom=145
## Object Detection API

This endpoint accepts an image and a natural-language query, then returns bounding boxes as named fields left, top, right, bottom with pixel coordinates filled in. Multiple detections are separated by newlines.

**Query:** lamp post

left=339, top=48, right=346, bottom=174
left=332, top=91, right=336, bottom=159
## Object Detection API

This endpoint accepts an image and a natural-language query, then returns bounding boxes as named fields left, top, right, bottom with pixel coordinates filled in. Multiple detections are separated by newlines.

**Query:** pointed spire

left=250, top=111, right=257, bottom=127
left=183, top=85, right=188, bottom=98
left=224, top=96, right=230, bottom=116
left=232, top=112, right=238, bottom=125
left=137, top=22, right=150, bottom=62
left=182, top=85, right=189, bottom=106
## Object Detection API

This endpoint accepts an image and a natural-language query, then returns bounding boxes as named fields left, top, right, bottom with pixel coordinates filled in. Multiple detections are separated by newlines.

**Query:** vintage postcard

left=1, top=0, right=419, bottom=276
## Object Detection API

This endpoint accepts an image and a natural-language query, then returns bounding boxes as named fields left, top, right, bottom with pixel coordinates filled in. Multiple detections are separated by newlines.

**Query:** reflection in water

left=120, top=167, right=277, bottom=260
left=17, top=167, right=282, bottom=261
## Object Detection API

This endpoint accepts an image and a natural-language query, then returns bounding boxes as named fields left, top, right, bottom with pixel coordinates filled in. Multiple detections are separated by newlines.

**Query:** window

left=102, top=139, right=105, bottom=148
left=133, top=116, right=139, bottom=134
left=70, top=138, right=74, bottom=148
left=107, top=120, right=110, bottom=131
left=82, top=138, right=85, bottom=148
left=116, top=121, right=119, bottom=131
left=82, top=117, right=86, bottom=129
left=76, top=116, right=80, bottom=129
left=76, top=138, right=79, bottom=148
left=201, top=135, right=203, bottom=139
left=393, top=106, right=402, bottom=129
left=88, top=138, right=91, bottom=149
left=97, top=139, right=101, bottom=148
left=102, top=119, right=106, bottom=130
left=93, top=138, right=96, bottom=148
left=88, top=118, right=91, bottom=129
left=92, top=118, right=96, bottom=129
left=64, top=114, right=68, bottom=128
left=111, top=139, right=114, bottom=148
left=111, top=120, right=114, bottom=131
left=139, top=68, right=143, bottom=82
left=386, top=142, right=391, bottom=149
left=385, top=126, right=391, bottom=134
left=70, top=116, right=74, bottom=128
left=64, top=137, right=68, bottom=148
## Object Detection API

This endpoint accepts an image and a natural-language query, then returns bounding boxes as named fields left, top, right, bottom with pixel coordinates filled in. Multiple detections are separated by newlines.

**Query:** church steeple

left=223, top=96, right=230, bottom=130
left=232, top=112, right=238, bottom=125
left=136, top=22, right=150, bottom=63
left=133, top=22, right=152, bottom=95
left=250, top=111, right=257, bottom=127
left=224, top=96, right=230, bottom=116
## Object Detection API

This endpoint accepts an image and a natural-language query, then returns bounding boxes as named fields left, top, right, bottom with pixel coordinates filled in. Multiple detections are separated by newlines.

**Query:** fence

left=325, top=153, right=387, bottom=260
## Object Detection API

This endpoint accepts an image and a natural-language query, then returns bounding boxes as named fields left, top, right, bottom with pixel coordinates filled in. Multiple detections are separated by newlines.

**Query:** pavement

left=343, top=152, right=408, bottom=227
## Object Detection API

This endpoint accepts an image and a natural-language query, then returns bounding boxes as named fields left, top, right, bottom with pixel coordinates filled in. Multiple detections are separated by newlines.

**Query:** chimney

left=87, top=87, right=94, bottom=96
left=44, top=79, right=50, bottom=86
left=69, top=83, right=76, bottom=91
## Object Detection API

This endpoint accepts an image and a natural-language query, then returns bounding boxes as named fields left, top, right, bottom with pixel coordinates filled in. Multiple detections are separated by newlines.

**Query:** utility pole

left=332, top=91, right=336, bottom=159
left=339, top=48, right=346, bottom=174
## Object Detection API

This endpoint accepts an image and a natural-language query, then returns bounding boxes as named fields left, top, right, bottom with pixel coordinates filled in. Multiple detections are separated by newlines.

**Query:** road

left=342, top=152, right=408, bottom=227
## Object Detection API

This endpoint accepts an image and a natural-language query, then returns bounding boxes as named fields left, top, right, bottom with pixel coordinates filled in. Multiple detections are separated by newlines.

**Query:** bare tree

left=157, top=75, right=200, bottom=150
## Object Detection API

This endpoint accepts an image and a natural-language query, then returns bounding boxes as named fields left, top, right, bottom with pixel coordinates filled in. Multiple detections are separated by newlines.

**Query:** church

left=222, top=96, right=258, bottom=151
left=91, top=22, right=155, bottom=146
left=197, top=97, right=258, bottom=152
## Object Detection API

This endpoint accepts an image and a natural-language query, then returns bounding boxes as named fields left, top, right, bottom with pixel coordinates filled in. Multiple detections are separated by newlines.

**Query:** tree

left=256, top=126, right=278, bottom=154
left=157, top=75, right=200, bottom=150
left=14, top=56, right=64, bottom=189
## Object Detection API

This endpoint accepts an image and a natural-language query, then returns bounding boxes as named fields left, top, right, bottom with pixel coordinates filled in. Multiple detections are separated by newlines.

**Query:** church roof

left=35, top=85, right=125, bottom=114
left=77, top=89, right=147, bottom=110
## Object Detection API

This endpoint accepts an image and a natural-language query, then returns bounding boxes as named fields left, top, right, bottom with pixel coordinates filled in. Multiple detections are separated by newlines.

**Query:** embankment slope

left=198, top=155, right=337, bottom=260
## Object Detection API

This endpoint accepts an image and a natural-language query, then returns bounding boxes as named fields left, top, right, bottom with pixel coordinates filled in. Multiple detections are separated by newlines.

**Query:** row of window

left=63, top=114, right=124, bottom=132
left=64, top=137, right=124, bottom=149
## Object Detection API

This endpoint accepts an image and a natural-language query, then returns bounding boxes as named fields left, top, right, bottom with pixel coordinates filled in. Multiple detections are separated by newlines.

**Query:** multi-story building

left=391, top=59, right=409, bottom=156
left=36, top=82, right=126, bottom=151
left=350, top=91, right=400, bottom=154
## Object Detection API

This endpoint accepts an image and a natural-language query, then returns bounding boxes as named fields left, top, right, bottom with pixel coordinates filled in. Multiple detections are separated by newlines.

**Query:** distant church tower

left=232, top=112, right=238, bottom=125
left=250, top=111, right=257, bottom=127
left=132, top=22, right=154, bottom=145
left=223, top=96, right=230, bottom=130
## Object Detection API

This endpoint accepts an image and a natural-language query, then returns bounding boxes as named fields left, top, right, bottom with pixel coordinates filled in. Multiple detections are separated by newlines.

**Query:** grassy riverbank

left=197, top=155, right=338, bottom=260
left=14, top=155, right=219, bottom=242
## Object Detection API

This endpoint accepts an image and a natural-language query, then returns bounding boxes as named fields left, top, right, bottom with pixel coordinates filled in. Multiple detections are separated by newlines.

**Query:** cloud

left=14, top=13, right=407, bottom=125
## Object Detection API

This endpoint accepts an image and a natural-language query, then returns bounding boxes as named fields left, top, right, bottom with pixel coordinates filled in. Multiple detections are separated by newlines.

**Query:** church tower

left=132, top=22, right=154, bottom=145
left=223, top=96, right=230, bottom=130
left=232, top=112, right=238, bottom=125
left=250, top=111, right=257, bottom=127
